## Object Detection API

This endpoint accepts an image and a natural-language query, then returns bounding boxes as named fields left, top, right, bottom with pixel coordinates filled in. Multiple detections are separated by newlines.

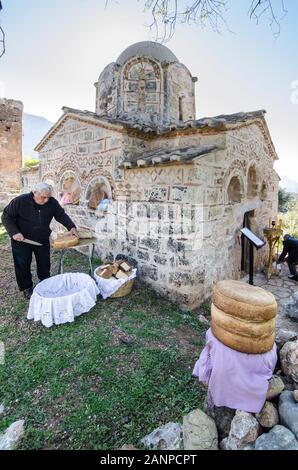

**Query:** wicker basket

left=110, top=278, right=135, bottom=298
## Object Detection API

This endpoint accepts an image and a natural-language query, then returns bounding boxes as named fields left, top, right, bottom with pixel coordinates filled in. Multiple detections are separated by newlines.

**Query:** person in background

left=278, top=234, right=298, bottom=281
left=1, top=182, right=79, bottom=299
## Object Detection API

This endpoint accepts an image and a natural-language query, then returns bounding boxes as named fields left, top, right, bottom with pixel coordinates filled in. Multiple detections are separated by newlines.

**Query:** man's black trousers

left=287, top=258, right=298, bottom=276
left=11, top=239, right=50, bottom=291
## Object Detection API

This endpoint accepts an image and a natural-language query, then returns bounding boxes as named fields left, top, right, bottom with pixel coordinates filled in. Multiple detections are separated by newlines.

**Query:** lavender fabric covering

left=193, top=328, right=277, bottom=413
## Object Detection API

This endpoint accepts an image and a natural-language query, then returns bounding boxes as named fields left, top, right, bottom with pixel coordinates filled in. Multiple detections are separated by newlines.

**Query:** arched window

left=86, top=177, right=112, bottom=211
left=260, top=181, right=268, bottom=201
left=179, top=96, right=184, bottom=121
left=247, top=165, right=258, bottom=199
left=59, top=173, right=81, bottom=206
left=227, top=176, right=243, bottom=203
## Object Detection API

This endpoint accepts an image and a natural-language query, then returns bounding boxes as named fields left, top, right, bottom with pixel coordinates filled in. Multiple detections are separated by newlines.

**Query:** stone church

left=34, top=41, right=279, bottom=310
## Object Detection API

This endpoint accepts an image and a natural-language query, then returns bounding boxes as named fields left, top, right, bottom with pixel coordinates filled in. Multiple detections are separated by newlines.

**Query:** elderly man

left=278, top=234, right=298, bottom=281
left=1, top=182, right=79, bottom=299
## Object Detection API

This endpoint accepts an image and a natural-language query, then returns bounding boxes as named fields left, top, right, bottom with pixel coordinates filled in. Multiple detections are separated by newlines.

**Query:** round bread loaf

left=211, top=280, right=277, bottom=354
left=213, top=280, right=277, bottom=321
left=53, top=234, right=79, bottom=249
left=211, top=316, right=275, bottom=354
left=78, top=228, right=93, bottom=239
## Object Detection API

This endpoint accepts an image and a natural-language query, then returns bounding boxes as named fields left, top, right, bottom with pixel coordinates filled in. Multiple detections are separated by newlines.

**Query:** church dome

left=116, top=41, right=178, bottom=65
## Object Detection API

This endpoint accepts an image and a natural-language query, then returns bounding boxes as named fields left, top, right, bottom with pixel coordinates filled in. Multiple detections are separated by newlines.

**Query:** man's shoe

left=23, top=287, right=33, bottom=300
left=288, top=275, right=296, bottom=280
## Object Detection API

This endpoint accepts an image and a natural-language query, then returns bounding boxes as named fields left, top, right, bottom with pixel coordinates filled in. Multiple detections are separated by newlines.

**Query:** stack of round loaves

left=211, top=280, right=277, bottom=354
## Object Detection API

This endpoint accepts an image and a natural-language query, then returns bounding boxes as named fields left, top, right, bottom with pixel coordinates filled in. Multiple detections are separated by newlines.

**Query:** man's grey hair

left=32, top=182, right=53, bottom=194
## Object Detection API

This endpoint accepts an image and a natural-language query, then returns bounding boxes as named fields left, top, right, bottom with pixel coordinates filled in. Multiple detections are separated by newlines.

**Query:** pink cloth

left=193, top=329, right=277, bottom=413
left=60, top=192, right=72, bottom=205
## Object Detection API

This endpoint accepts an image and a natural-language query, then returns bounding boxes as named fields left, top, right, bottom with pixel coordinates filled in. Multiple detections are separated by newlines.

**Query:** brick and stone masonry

left=0, top=98, right=23, bottom=208
left=33, top=42, right=280, bottom=310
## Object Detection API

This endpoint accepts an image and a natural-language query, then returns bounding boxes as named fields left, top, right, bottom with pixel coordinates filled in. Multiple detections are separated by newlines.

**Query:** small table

left=53, top=238, right=98, bottom=278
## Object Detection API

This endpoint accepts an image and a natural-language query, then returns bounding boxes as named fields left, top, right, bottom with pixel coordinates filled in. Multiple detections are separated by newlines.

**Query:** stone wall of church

left=166, top=63, right=196, bottom=122
left=40, top=117, right=279, bottom=311
left=95, top=63, right=119, bottom=117
left=0, top=98, right=23, bottom=208
left=39, top=118, right=125, bottom=200
left=95, top=57, right=196, bottom=125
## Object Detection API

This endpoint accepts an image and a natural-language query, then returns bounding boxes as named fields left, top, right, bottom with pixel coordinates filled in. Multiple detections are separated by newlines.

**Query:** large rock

left=255, top=402, right=279, bottom=428
left=225, top=410, right=260, bottom=450
left=275, top=329, right=298, bottom=349
left=279, top=391, right=298, bottom=439
left=280, top=340, right=298, bottom=383
left=266, top=375, right=285, bottom=400
left=183, top=409, right=218, bottom=450
left=281, top=374, right=295, bottom=391
left=255, top=425, right=298, bottom=450
left=221, top=437, right=254, bottom=450
left=141, top=422, right=182, bottom=450
left=284, top=292, right=298, bottom=322
left=207, top=406, right=235, bottom=440
left=0, top=420, right=25, bottom=450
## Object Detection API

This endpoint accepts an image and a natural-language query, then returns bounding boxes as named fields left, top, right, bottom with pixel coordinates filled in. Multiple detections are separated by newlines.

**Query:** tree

left=278, top=187, right=295, bottom=214
left=0, top=1, right=289, bottom=58
left=282, top=201, right=298, bottom=237
left=117, top=0, right=288, bottom=41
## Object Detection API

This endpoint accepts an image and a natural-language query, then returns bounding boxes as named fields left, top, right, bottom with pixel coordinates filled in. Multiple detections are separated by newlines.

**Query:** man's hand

left=12, top=233, right=24, bottom=241
left=69, top=228, right=79, bottom=238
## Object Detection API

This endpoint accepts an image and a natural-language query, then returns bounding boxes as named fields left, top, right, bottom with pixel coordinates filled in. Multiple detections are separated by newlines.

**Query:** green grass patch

left=0, top=246, right=208, bottom=449
left=0, top=213, right=9, bottom=245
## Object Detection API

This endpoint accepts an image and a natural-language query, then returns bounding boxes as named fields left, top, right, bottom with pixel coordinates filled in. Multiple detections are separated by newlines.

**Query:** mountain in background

left=280, top=176, right=298, bottom=195
left=23, top=113, right=53, bottom=158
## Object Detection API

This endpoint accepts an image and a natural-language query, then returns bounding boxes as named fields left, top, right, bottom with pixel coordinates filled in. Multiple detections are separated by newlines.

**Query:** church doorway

left=241, top=210, right=256, bottom=273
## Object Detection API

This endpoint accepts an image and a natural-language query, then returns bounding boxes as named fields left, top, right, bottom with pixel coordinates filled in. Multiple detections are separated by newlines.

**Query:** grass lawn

left=0, top=217, right=208, bottom=450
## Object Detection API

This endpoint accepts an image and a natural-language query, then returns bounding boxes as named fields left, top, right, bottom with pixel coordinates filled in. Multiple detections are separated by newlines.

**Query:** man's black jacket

left=279, top=236, right=298, bottom=263
left=1, top=192, right=76, bottom=243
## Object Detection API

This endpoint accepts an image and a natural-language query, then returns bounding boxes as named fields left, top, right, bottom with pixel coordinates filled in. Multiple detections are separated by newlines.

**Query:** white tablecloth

left=27, top=273, right=99, bottom=327
left=94, top=266, right=137, bottom=299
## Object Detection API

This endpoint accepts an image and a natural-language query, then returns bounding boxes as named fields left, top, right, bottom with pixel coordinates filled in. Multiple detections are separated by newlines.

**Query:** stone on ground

left=183, top=409, right=218, bottom=450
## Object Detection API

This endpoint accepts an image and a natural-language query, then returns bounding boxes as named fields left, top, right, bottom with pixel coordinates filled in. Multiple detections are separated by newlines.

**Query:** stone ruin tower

left=0, top=98, right=23, bottom=208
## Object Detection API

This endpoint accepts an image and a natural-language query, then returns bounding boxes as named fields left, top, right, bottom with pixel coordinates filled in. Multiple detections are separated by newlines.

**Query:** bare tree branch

left=0, top=0, right=4, bottom=58
left=248, top=0, right=288, bottom=37
left=0, top=0, right=290, bottom=59
left=143, top=0, right=229, bottom=41
left=0, top=26, right=5, bottom=58
left=140, top=0, right=288, bottom=41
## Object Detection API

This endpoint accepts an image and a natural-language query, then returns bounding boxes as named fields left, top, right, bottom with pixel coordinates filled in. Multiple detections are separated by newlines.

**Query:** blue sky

left=0, top=0, right=297, bottom=179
